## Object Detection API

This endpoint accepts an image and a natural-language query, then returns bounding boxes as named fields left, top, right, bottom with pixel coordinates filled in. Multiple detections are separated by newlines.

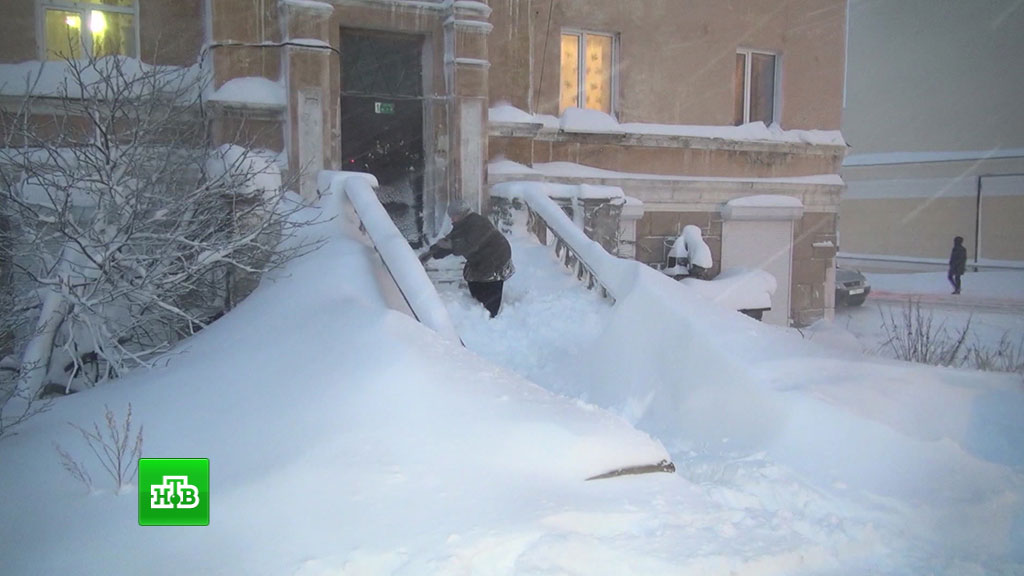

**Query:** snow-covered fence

left=327, top=173, right=461, bottom=344
left=492, top=182, right=635, bottom=303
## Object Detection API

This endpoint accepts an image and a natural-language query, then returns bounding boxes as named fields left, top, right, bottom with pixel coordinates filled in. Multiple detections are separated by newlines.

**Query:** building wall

left=840, top=157, right=1024, bottom=262
left=210, top=0, right=281, bottom=87
left=0, top=1, right=36, bottom=63
left=843, top=0, right=1024, bottom=155
left=487, top=0, right=846, bottom=130
left=839, top=0, right=1024, bottom=265
left=0, top=0, right=203, bottom=65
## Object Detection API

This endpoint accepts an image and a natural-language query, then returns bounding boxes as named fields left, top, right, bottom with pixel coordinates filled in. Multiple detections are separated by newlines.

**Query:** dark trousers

left=948, top=270, right=962, bottom=293
left=468, top=280, right=504, bottom=318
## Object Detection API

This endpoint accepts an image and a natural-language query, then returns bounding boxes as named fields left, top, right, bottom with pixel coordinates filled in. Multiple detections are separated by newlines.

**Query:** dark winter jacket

left=949, top=238, right=967, bottom=275
left=429, top=212, right=515, bottom=282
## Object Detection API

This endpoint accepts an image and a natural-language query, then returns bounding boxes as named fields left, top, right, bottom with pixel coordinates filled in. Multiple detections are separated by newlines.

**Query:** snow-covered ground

left=830, top=269, right=1024, bottom=357
left=2, top=194, right=1023, bottom=575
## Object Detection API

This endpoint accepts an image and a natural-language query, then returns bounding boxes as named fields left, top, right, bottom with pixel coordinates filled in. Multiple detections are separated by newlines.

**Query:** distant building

left=0, top=0, right=849, bottom=325
left=840, top=0, right=1024, bottom=268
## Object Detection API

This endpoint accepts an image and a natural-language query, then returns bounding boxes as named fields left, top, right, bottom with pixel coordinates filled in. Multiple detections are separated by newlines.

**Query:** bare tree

left=0, top=54, right=317, bottom=413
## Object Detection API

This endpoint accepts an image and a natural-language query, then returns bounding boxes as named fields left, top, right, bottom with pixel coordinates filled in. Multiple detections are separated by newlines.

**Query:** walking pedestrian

left=948, top=235, right=967, bottom=295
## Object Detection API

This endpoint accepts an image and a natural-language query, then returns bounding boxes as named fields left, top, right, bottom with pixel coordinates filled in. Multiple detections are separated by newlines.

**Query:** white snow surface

left=280, top=0, right=334, bottom=11
left=867, top=269, right=1024, bottom=300
left=680, top=267, right=776, bottom=310
left=727, top=194, right=805, bottom=208
left=0, top=57, right=202, bottom=98
left=2, top=195, right=1023, bottom=574
left=490, top=158, right=844, bottom=186
left=668, top=224, right=714, bottom=269
left=207, top=76, right=286, bottom=107
left=489, top=104, right=846, bottom=147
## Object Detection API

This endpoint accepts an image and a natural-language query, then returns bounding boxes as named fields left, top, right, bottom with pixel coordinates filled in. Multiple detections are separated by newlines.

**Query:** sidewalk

left=864, top=270, right=1024, bottom=313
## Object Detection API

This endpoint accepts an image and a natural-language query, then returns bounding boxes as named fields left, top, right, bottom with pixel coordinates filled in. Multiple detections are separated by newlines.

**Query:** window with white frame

left=559, top=31, right=616, bottom=115
left=41, top=0, right=137, bottom=60
left=734, top=49, right=777, bottom=126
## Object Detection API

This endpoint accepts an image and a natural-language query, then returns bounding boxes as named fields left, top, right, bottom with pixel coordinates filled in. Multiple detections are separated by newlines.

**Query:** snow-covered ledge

left=206, top=76, right=286, bottom=111
left=721, top=195, right=804, bottom=221
left=489, top=105, right=847, bottom=156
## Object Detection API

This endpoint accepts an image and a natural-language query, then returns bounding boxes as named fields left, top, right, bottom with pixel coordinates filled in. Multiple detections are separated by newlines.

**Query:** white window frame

left=560, top=29, right=619, bottom=117
left=736, top=48, right=780, bottom=126
left=36, top=0, right=140, bottom=60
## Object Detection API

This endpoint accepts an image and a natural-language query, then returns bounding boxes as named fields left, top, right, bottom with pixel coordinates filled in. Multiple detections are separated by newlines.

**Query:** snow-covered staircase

left=423, top=261, right=465, bottom=287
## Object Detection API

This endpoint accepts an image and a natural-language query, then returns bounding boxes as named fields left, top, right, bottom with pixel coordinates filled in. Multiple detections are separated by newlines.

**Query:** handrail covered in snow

left=326, top=172, right=461, bottom=344
left=511, top=185, right=625, bottom=303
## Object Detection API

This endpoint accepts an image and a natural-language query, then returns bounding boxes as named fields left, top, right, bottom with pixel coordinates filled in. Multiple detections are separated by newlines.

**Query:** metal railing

left=326, top=172, right=461, bottom=344
left=516, top=186, right=624, bottom=303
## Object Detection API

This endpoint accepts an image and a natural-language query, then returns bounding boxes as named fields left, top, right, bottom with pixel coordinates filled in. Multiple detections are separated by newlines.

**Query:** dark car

left=835, top=267, right=871, bottom=306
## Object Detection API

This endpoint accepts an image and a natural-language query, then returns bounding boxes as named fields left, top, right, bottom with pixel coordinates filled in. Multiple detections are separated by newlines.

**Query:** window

left=41, top=0, right=137, bottom=60
left=559, top=31, right=615, bottom=115
left=734, top=49, right=777, bottom=126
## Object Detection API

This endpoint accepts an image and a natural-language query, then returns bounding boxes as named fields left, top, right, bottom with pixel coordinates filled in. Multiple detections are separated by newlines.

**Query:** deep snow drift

left=1, top=192, right=1022, bottom=575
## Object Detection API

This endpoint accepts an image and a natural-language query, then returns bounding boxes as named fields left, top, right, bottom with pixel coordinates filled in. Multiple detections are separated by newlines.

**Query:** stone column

left=280, top=0, right=334, bottom=200
left=207, top=0, right=285, bottom=152
left=444, top=1, right=492, bottom=213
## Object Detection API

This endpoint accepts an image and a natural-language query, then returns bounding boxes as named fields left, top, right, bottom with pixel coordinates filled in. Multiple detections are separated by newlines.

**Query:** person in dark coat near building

left=419, top=199, right=515, bottom=317
left=948, top=235, right=967, bottom=294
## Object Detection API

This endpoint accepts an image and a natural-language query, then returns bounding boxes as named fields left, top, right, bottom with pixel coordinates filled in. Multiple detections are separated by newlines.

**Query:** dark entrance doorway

left=340, top=30, right=425, bottom=246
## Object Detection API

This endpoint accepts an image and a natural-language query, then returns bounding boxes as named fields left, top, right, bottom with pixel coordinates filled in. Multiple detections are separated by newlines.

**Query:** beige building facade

left=840, top=0, right=1024, bottom=268
left=1, top=0, right=849, bottom=325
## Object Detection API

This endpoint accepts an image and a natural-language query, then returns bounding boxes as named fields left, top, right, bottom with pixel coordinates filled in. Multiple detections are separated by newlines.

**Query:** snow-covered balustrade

left=492, top=182, right=632, bottom=303
left=325, top=172, right=461, bottom=344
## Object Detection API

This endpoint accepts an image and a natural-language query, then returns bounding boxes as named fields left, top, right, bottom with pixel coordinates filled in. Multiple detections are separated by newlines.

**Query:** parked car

left=835, top=267, right=871, bottom=306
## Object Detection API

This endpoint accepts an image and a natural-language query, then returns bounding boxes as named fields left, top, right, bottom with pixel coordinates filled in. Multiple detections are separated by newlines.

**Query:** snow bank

left=680, top=267, right=776, bottom=310
left=561, top=254, right=1024, bottom=572
left=0, top=192, right=674, bottom=575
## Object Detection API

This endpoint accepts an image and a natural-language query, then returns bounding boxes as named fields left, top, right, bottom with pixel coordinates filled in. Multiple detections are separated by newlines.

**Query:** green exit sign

left=374, top=102, right=395, bottom=114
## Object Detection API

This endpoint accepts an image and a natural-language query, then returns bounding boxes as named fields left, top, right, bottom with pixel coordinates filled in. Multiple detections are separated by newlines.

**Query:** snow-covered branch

left=0, top=53, right=321, bottom=405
